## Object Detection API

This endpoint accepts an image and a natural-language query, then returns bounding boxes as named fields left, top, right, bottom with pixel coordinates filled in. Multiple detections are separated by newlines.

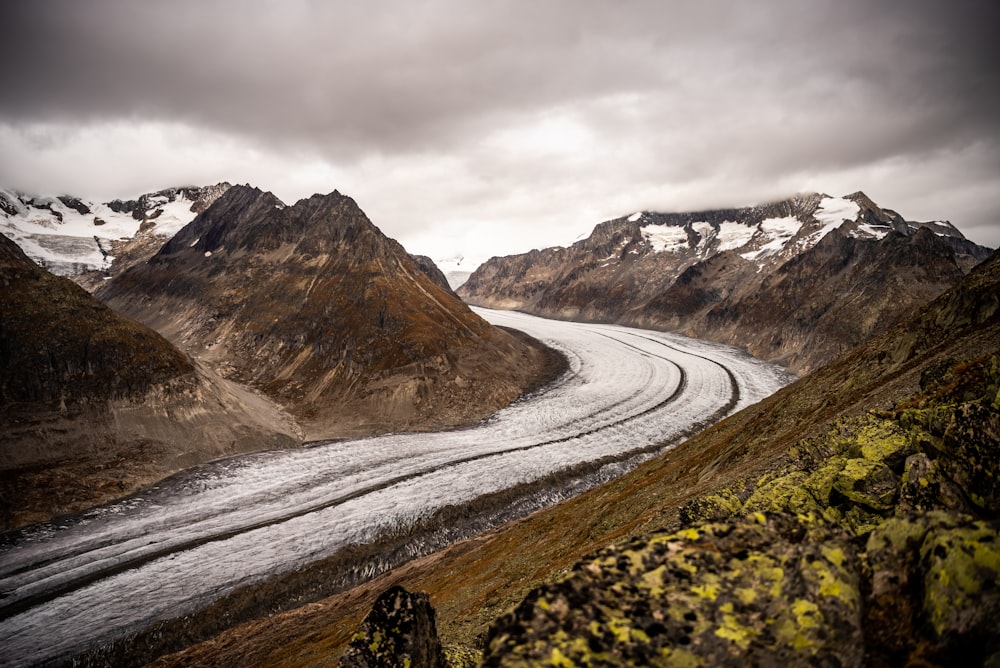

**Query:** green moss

left=679, top=489, right=743, bottom=525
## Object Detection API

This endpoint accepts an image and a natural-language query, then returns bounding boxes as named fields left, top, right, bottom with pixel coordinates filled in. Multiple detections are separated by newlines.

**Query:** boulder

left=341, top=586, right=445, bottom=668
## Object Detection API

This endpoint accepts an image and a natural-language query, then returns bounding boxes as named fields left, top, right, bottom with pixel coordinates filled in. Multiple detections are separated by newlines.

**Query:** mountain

left=459, top=192, right=993, bottom=374
left=0, top=183, right=231, bottom=281
left=0, top=232, right=299, bottom=530
left=152, top=248, right=999, bottom=665
left=96, top=185, right=558, bottom=439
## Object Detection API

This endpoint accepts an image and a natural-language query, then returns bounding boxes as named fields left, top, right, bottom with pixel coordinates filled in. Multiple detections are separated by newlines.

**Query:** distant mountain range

left=459, top=191, right=993, bottom=374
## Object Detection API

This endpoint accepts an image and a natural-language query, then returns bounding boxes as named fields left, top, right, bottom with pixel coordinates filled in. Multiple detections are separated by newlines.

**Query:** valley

left=0, top=309, right=791, bottom=666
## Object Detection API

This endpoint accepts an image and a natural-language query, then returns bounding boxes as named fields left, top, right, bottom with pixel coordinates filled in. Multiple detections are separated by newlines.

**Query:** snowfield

left=0, top=309, right=793, bottom=665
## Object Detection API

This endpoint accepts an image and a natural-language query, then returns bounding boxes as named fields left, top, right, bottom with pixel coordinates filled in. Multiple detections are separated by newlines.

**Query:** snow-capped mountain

left=0, top=183, right=231, bottom=276
left=459, top=191, right=993, bottom=374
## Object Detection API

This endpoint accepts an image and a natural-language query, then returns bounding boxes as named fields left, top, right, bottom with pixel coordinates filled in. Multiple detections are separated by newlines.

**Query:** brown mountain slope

left=97, top=185, right=556, bottom=439
left=460, top=192, right=992, bottom=375
left=150, top=249, right=998, bottom=666
left=0, top=233, right=299, bottom=530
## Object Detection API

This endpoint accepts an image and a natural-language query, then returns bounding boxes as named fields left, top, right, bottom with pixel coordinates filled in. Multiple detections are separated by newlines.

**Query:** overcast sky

left=1, top=0, right=998, bottom=262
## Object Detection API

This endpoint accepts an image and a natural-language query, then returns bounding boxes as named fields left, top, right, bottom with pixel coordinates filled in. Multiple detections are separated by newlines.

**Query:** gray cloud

left=1, top=0, right=998, bottom=254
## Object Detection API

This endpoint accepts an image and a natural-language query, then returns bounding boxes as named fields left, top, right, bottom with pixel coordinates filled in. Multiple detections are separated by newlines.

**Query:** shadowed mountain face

left=98, top=185, right=555, bottom=439
left=0, top=233, right=299, bottom=529
left=0, top=233, right=191, bottom=404
left=460, top=192, right=993, bottom=375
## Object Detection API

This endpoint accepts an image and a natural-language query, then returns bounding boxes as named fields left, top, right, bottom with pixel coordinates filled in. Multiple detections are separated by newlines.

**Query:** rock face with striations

left=0, top=232, right=299, bottom=529
left=97, top=185, right=555, bottom=439
left=460, top=192, right=992, bottom=375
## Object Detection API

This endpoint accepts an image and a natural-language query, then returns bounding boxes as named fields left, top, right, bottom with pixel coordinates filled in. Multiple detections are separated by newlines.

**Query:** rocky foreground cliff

left=97, top=185, right=558, bottom=439
left=0, top=233, right=299, bottom=529
left=460, top=192, right=992, bottom=375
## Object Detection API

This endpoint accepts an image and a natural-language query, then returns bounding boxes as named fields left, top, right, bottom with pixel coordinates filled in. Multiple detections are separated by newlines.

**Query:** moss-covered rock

left=921, top=519, right=1000, bottom=640
left=898, top=452, right=972, bottom=515
left=937, top=402, right=1000, bottom=513
left=743, top=472, right=823, bottom=516
left=482, top=514, right=864, bottom=667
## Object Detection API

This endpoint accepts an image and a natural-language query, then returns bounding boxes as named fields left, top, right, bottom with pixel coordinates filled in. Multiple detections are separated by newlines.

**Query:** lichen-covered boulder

left=743, top=472, right=823, bottom=516
left=920, top=519, right=1000, bottom=640
left=864, top=511, right=1000, bottom=663
left=340, top=585, right=445, bottom=668
left=898, top=452, right=972, bottom=515
left=679, top=489, right=742, bottom=526
left=482, top=513, right=864, bottom=667
left=832, top=459, right=898, bottom=512
left=937, top=402, right=1000, bottom=513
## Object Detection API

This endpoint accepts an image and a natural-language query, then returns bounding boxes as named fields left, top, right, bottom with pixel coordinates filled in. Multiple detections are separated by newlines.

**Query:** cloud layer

left=2, top=0, right=998, bottom=258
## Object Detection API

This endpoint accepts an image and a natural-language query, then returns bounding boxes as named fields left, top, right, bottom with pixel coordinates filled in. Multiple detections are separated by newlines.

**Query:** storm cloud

left=1, top=0, right=998, bottom=258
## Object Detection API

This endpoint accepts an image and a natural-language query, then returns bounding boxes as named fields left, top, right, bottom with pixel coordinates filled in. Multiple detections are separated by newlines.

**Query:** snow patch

left=850, top=224, right=890, bottom=240
left=627, top=212, right=643, bottom=222
left=814, top=196, right=860, bottom=227
left=148, top=198, right=196, bottom=237
left=715, top=221, right=755, bottom=252
left=641, top=224, right=688, bottom=253
left=739, top=216, right=800, bottom=261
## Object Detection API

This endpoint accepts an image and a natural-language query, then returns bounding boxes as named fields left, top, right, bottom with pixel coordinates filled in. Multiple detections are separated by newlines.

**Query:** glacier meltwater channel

left=0, top=309, right=793, bottom=666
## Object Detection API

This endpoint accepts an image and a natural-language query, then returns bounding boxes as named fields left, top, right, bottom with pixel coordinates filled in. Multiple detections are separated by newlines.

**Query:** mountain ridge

left=459, top=191, right=992, bottom=374
left=0, top=183, right=232, bottom=279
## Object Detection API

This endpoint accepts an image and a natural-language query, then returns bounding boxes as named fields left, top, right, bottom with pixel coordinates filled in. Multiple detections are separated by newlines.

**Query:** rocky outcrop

left=481, top=353, right=1000, bottom=666
left=460, top=192, right=993, bottom=375
left=1, top=232, right=300, bottom=530
left=340, top=586, right=445, bottom=668
left=97, top=185, right=557, bottom=439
